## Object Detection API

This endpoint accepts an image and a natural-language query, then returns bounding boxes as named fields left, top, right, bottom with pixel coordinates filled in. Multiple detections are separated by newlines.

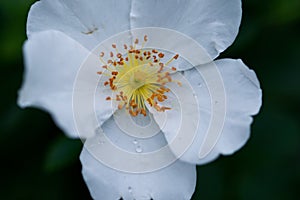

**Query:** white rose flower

left=18, top=0, right=262, bottom=199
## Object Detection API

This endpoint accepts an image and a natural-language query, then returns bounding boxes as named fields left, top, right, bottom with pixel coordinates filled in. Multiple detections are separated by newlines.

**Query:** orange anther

left=161, top=107, right=171, bottom=111
left=144, top=35, right=148, bottom=42
left=157, top=95, right=164, bottom=102
left=147, top=98, right=153, bottom=106
left=111, top=85, right=117, bottom=90
left=141, top=109, right=147, bottom=116
left=118, top=103, right=124, bottom=110
left=158, top=53, right=164, bottom=58
left=129, top=110, right=138, bottom=117
left=117, top=53, right=122, bottom=58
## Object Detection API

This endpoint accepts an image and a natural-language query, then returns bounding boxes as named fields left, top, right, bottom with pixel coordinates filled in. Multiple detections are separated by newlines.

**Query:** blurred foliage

left=0, top=0, right=299, bottom=199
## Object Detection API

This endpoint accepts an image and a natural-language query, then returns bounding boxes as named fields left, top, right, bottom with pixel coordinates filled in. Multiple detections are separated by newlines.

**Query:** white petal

left=148, top=71, right=203, bottom=164
left=131, top=0, right=242, bottom=59
left=18, top=30, right=114, bottom=138
left=214, top=59, right=262, bottom=154
left=80, top=116, right=196, bottom=200
left=27, top=0, right=131, bottom=50
left=214, top=59, right=262, bottom=116
left=157, top=59, right=262, bottom=164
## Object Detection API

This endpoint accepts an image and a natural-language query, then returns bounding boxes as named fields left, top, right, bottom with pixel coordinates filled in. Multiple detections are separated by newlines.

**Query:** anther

left=98, top=37, right=181, bottom=117
left=144, top=35, right=148, bottom=42
left=117, top=53, right=122, bottom=58
left=158, top=53, right=164, bottom=58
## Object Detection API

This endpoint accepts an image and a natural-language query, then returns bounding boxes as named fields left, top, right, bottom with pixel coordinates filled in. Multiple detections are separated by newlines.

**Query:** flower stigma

left=97, top=35, right=181, bottom=117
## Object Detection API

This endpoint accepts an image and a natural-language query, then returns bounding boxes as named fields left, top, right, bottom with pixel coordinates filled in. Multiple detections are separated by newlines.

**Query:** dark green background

left=0, top=0, right=299, bottom=199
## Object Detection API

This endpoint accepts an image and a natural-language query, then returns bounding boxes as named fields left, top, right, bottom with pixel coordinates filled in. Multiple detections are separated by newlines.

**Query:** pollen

left=97, top=35, right=181, bottom=117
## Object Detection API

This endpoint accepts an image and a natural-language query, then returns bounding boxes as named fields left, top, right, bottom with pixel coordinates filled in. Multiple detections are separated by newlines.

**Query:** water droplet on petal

left=97, top=139, right=105, bottom=145
left=135, top=146, right=143, bottom=153
left=128, top=186, right=133, bottom=193
left=197, top=82, right=202, bottom=87
left=133, top=139, right=138, bottom=145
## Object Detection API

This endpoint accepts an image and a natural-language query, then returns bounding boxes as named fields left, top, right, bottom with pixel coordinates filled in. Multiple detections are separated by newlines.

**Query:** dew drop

left=135, top=146, right=143, bottom=153
left=133, top=139, right=138, bottom=145
left=128, top=186, right=133, bottom=193
left=97, top=139, right=105, bottom=145
left=197, top=82, right=202, bottom=87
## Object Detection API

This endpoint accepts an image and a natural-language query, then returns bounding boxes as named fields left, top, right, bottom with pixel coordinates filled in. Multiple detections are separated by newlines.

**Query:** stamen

left=96, top=36, right=181, bottom=116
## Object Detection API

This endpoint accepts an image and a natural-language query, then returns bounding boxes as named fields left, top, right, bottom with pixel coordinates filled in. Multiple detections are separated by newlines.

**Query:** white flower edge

left=130, top=0, right=242, bottom=60
left=151, top=59, right=262, bottom=165
left=26, top=0, right=132, bottom=50
left=18, top=30, right=114, bottom=138
left=80, top=116, right=197, bottom=200
left=27, top=0, right=241, bottom=61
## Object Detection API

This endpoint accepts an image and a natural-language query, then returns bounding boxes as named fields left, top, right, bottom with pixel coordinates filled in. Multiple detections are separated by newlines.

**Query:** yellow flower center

left=97, top=35, right=181, bottom=117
